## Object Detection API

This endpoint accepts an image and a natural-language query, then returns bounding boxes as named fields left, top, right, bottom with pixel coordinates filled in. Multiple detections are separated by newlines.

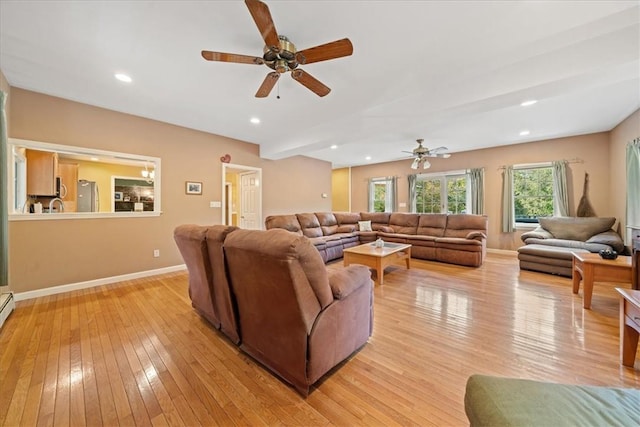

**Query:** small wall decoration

left=114, top=191, right=123, bottom=201
left=186, top=181, right=203, bottom=195
left=220, top=154, right=231, bottom=163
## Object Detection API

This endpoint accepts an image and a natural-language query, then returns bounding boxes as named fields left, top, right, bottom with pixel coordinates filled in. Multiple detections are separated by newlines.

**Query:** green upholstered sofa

left=464, top=375, right=640, bottom=426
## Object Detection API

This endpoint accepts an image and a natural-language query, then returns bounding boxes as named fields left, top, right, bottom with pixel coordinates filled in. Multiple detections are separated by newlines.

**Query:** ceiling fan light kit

left=406, top=139, right=450, bottom=169
left=201, top=0, right=353, bottom=98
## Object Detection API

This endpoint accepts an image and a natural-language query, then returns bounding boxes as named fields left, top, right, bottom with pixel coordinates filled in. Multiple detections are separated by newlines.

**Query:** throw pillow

left=538, top=217, right=616, bottom=241
left=358, top=220, right=372, bottom=232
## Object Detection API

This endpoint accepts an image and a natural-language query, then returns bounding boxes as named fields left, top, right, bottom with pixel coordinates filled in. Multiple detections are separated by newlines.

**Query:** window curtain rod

left=497, top=157, right=583, bottom=170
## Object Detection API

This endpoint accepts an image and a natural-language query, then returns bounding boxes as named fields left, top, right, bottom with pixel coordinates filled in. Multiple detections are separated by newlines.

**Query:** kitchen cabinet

left=26, top=149, right=59, bottom=196
left=58, top=161, right=79, bottom=212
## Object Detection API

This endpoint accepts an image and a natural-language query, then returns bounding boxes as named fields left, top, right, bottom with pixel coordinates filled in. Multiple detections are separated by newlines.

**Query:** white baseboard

left=14, top=264, right=187, bottom=302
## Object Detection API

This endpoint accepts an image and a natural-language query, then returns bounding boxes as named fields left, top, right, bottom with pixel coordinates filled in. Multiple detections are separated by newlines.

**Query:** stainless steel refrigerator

left=77, top=180, right=99, bottom=212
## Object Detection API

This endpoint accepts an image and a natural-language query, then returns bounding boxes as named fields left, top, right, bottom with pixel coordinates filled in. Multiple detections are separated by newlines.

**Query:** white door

left=240, top=171, right=260, bottom=229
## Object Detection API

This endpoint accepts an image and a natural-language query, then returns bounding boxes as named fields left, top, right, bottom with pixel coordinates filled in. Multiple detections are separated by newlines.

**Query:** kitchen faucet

left=49, top=197, right=64, bottom=213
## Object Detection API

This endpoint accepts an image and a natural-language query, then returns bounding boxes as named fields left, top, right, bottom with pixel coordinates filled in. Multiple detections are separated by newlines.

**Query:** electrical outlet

left=153, top=249, right=160, bottom=258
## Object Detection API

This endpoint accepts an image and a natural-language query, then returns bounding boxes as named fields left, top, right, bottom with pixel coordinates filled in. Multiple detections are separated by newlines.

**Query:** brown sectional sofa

left=173, top=224, right=374, bottom=396
left=265, top=212, right=489, bottom=267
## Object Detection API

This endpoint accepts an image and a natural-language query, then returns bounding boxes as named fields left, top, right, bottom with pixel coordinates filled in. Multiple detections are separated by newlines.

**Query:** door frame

left=221, top=163, right=262, bottom=227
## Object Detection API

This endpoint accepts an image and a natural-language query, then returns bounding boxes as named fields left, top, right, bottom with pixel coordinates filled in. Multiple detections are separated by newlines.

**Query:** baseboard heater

left=0, top=292, right=15, bottom=329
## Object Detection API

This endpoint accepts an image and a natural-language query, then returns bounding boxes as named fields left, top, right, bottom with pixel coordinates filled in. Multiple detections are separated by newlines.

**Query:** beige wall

left=350, top=132, right=612, bottom=251
left=261, top=155, right=332, bottom=218
left=7, top=88, right=331, bottom=293
left=610, top=109, right=640, bottom=242
left=331, top=168, right=350, bottom=212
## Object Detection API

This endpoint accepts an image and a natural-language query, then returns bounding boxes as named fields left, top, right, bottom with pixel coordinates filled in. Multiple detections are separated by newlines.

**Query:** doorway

left=221, top=163, right=262, bottom=229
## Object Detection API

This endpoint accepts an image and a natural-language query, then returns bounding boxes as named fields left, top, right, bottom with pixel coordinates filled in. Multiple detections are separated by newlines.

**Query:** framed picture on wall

left=186, top=181, right=202, bottom=195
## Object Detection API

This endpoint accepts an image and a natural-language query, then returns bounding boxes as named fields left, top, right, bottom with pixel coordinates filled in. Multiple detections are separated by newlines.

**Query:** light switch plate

left=210, top=201, right=221, bottom=208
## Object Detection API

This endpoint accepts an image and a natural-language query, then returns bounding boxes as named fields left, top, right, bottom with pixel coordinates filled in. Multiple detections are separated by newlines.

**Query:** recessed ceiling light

left=520, top=130, right=530, bottom=136
left=330, top=145, right=338, bottom=150
left=365, top=156, right=372, bottom=161
left=90, top=157, right=99, bottom=161
left=114, top=73, right=132, bottom=83
left=520, top=100, right=537, bottom=107
left=250, top=117, right=260, bottom=124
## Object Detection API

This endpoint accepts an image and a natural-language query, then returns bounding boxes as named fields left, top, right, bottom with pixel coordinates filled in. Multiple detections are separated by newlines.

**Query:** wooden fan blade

left=245, top=0, right=279, bottom=51
left=296, top=38, right=353, bottom=65
left=291, top=69, right=330, bottom=97
left=255, top=72, right=280, bottom=98
left=201, top=51, right=264, bottom=65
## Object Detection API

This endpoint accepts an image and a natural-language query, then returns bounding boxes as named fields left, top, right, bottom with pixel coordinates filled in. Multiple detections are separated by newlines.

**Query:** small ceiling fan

left=403, top=139, right=451, bottom=170
left=201, top=0, right=353, bottom=98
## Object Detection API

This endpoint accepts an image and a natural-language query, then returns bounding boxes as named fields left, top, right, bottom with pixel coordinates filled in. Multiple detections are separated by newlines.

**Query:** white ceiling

left=1, top=1, right=638, bottom=168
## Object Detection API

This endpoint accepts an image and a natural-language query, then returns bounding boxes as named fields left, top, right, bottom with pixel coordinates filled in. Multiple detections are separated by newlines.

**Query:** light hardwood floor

left=1, top=253, right=638, bottom=426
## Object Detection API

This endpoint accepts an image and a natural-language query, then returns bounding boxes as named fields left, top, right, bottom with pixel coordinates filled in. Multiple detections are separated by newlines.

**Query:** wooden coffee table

left=616, top=288, right=640, bottom=367
left=572, top=252, right=632, bottom=309
left=344, top=242, right=411, bottom=285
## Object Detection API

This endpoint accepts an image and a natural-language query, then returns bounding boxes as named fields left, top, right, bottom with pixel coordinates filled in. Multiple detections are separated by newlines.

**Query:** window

left=513, top=165, right=553, bottom=224
left=7, top=138, right=161, bottom=219
left=369, top=177, right=395, bottom=212
left=415, top=173, right=467, bottom=214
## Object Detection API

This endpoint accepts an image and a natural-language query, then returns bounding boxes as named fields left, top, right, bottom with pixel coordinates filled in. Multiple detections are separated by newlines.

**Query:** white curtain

left=468, top=168, right=484, bottom=215
left=408, top=174, right=417, bottom=213
left=552, top=160, right=569, bottom=216
left=501, top=166, right=514, bottom=232
left=389, top=177, right=397, bottom=212
left=627, top=138, right=640, bottom=243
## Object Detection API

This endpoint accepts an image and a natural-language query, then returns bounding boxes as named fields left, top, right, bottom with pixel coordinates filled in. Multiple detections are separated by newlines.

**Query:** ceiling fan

left=403, top=139, right=451, bottom=170
left=201, top=0, right=353, bottom=98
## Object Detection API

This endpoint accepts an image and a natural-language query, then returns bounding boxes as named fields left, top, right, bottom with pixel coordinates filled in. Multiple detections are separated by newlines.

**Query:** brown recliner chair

left=223, top=228, right=374, bottom=396
left=174, top=224, right=240, bottom=343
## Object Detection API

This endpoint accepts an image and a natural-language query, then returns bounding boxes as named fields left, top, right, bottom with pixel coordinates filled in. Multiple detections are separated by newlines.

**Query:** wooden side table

left=572, top=253, right=632, bottom=309
left=616, top=288, right=640, bottom=368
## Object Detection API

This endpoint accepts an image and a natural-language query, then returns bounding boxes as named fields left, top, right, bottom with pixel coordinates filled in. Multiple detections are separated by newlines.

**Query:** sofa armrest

left=466, top=231, right=487, bottom=241
left=521, top=227, right=553, bottom=242
left=586, top=230, right=625, bottom=253
left=328, top=265, right=372, bottom=299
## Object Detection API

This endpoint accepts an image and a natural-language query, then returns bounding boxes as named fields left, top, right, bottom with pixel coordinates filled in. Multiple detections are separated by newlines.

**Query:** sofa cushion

left=465, top=375, right=640, bottom=427
left=334, top=212, right=361, bottom=226
left=297, top=213, right=323, bottom=238
left=265, top=214, right=303, bottom=235
left=444, top=214, right=488, bottom=238
left=360, top=212, right=391, bottom=230
left=389, top=213, right=419, bottom=234
left=585, top=230, right=625, bottom=253
left=521, top=226, right=554, bottom=242
left=538, top=217, right=616, bottom=241
left=337, top=224, right=356, bottom=233
left=417, top=213, right=447, bottom=237
left=315, top=212, right=339, bottom=235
